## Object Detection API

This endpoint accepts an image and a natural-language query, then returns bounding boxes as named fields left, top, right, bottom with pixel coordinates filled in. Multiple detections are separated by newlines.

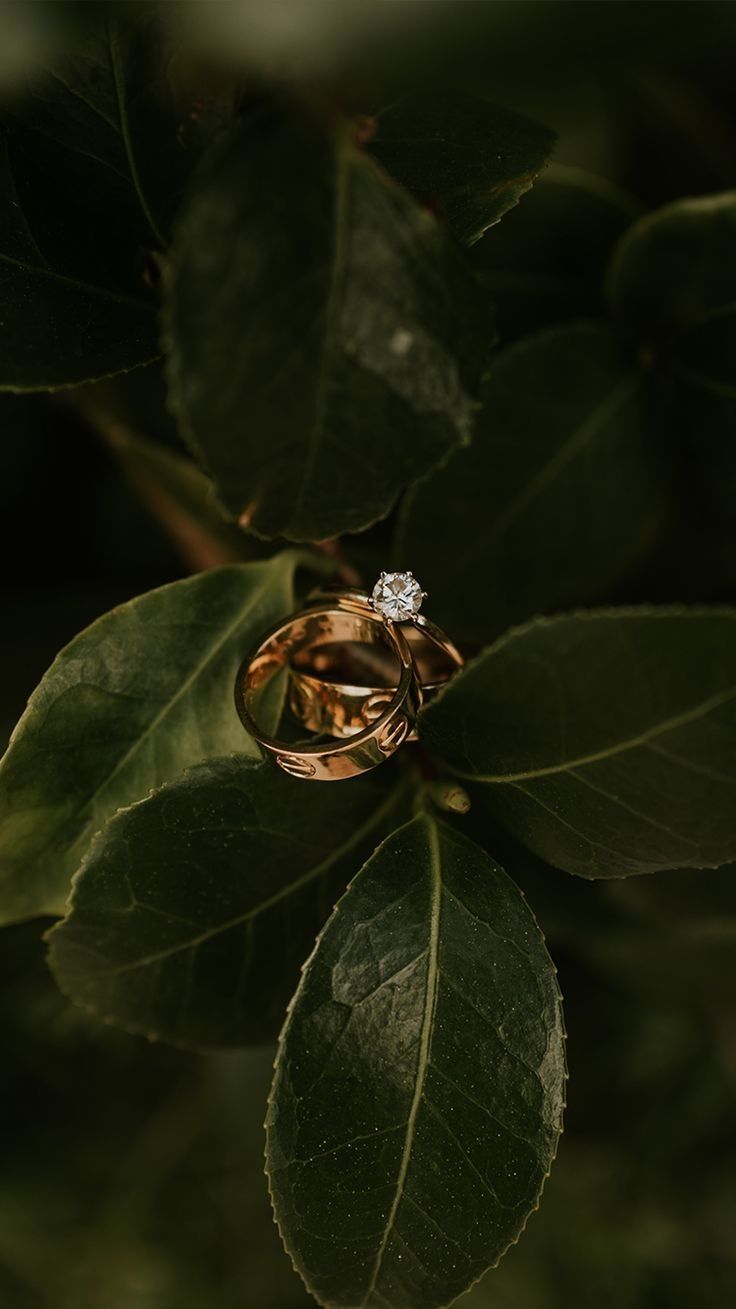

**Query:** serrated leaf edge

left=264, top=813, right=567, bottom=1309
left=44, top=762, right=412, bottom=1053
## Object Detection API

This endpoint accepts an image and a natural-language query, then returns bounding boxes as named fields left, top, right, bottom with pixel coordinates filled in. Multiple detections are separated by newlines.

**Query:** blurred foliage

left=2, top=889, right=734, bottom=1308
left=0, top=923, right=312, bottom=1309
left=1, top=2, right=736, bottom=1306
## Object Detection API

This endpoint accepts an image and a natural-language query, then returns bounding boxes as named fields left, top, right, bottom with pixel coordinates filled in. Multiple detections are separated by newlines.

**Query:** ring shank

left=235, top=600, right=421, bottom=780
left=288, top=589, right=464, bottom=741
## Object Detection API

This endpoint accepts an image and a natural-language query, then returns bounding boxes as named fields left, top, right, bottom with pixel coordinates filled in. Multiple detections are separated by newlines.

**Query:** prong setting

left=370, top=571, right=425, bottom=621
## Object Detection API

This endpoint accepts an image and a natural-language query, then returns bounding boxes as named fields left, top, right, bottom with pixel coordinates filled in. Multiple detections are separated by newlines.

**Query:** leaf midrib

left=452, top=683, right=736, bottom=784
left=26, top=563, right=284, bottom=886
left=360, top=817, right=442, bottom=1306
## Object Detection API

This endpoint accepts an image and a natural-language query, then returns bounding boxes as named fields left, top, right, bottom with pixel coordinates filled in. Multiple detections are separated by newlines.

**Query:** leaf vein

left=567, top=767, right=700, bottom=847
left=423, top=1097, right=513, bottom=1211
left=462, top=684, right=736, bottom=783
left=61, top=781, right=407, bottom=979
left=359, top=819, right=442, bottom=1306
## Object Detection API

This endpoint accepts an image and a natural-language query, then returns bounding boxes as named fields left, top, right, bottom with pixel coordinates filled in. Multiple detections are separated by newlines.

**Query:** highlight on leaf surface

left=0, top=554, right=299, bottom=923
left=164, top=99, right=494, bottom=541
left=267, top=814, right=565, bottom=1309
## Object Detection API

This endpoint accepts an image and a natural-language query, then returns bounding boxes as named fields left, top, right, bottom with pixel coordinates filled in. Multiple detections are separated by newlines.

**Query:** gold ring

left=289, top=576, right=463, bottom=740
left=234, top=590, right=421, bottom=780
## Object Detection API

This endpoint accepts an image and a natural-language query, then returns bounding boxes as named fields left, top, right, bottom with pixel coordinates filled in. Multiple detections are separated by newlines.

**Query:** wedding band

left=288, top=581, right=463, bottom=740
left=234, top=591, right=421, bottom=780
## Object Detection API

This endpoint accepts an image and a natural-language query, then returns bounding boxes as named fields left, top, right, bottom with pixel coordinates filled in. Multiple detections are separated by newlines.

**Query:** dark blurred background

left=1, top=3, right=735, bottom=1306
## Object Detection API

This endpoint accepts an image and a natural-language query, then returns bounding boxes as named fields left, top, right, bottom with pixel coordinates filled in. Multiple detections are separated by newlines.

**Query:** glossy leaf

left=0, top=10, right=230, bottom=389
left=607, top=192, right=736, bottom=341
left=368, top=90, right=555, bottom=246
left=0, top=555, right=299, bottom=923
left=164, top=101, right=494, bottom=541
left=47, top=757, right=407, bottom=1048
left=420, top=607, right=736, bottom=878
left=397, top=323, right=665, bottom=644
left=267, top=814, right=565, bottom=1309
left=472, top=164, right=641, bottom=341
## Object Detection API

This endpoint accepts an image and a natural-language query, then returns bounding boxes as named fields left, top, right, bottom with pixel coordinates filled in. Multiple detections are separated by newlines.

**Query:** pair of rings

left=234, top=571, right=462, bottom=780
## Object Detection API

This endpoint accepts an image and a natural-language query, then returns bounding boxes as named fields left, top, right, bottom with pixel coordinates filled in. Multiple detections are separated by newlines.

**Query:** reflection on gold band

left=287, top=587, right=464, bottom=741
left=234, top=593, right=422, bottom=781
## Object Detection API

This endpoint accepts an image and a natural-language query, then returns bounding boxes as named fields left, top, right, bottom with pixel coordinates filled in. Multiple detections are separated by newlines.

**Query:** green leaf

left=0, top=555, right=299, bottom=923
left=164, top=100, right=494, bottom=542
left=671, top=304, right=736, bottom=405
left=0, top=131, right=159, bottom=390
left=471, top=164, right=641, bottom=341
left=368, top=90, right=556, bottom=246
left=0, top=10, right=231, bottom=389
left=75, top=358, right=183, bottom=450
left=7, top=8, right=229, bottom=247
left=47, top=757, right=408, bottom=1048
left=397, top=323, right=665, bottom=644
left=607, top=192, right=736, bottom=342
left=420, top=607, right=736, bottom=878
left=606, top=194, right=736, bottom=541
left=266, top=814, right=565, bottom=1309
left=668, top=304, right=736, bottom=525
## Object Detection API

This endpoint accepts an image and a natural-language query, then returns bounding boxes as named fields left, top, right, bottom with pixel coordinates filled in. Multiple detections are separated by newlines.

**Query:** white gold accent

left=371, top=571, right=426, bottom=622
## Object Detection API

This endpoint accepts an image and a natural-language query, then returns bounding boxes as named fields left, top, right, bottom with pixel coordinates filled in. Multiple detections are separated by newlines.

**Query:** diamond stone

left=371, top=571, right=425, bottom=621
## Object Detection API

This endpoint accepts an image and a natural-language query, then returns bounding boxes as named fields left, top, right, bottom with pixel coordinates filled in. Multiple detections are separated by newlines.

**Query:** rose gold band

left=234, top=592, right=421, bottom=780
left=288, top=589, right=463, bottom=740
